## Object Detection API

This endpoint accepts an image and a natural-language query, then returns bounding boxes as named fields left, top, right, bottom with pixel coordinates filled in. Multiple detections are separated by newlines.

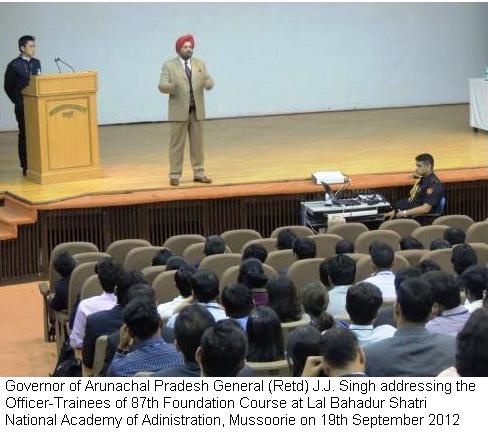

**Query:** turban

left=175, top=34, right=195, bottom=53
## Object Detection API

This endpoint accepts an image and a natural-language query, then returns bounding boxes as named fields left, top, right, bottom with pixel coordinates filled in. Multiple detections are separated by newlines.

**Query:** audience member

left=451, top=244, right=477, bottom=275
left=399, top=237, right=424, bottom=250
left=301, top=282, right=335, bottom=332
left=266, top=275, right=302, bottom=322
left=50, top=251, right=78, bottom=311
left=246, top=306, right=285, bottom=362
left=204, top=235, right=226, bottom=256
left=293, top=237, right=316, bottom=260
left=221, top=283, right=254, bottom=330
left=237, top=258, right=269, bottom=306
left=429, top=238, right=451, bottom=250
left=335, top=239, right=355, bottom=255
left=157, top=264, right=196, bottom=320
left=152, top=248, right=174, bottom=266
left=444, top=227, right=466, bottom=246
left=417, top=259, right=441, bottom=274
left=165, top=255, right=189, bottom=271
left=363, top=241, right=396, bottom=299
left=461, top=265, right=488, bottom=312
left=276, top=228, right=297, bottom=250
left=242, top=243, right=268, bottom=263
left=286, top=325, right=322, bottom=376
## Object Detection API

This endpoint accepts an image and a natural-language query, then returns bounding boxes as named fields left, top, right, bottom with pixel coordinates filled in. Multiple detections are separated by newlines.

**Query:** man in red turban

left=158, top=34, right=214, bottom=186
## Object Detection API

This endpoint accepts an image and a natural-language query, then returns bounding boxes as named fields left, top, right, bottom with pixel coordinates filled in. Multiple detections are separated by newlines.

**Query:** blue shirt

left=231, top=316, right=249, bottom=331
left=425, top=306, right=471, bottom=337
left=166, top=301, right=227, bottom=329
left=107, top=337, right=183, bottom=377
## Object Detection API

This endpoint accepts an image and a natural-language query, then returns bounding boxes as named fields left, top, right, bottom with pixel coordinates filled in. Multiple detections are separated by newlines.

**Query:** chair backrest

left=281, top=315, right=310, bottom=345
left=345, top=252, right=368, bottom=262
left=466, top=222, right=488, bottom=244
left=183, top=242, right=231, bottom=264
left=419, top=248, right=454, bottom=274
left=246, top=359, right=291, bottom=377
left=123, top=246, right=164, bottom=271
left=198, top=253, right=242, bottom=280
left=270, top=225, right=315, bottom=239
left=221, top=229, right=262, bottom=253
left=326, top=222, right=369, bottom=243
left=80, top=275, right=103, bottom=301
left=355, top=254, right=410, bottom=283
left=433, top=215, right=475, bottom=232
left=241, top=238, right=278, bottom=254
left=152, top=270, right=179, bottom=304
left=468, top=243, right=488, bottom=266
left=265, top=249, right=296, bottom=272
left=308, top=233, right=343, bottom=258
left=141, top=265, right=167, bottom=286
left=355, top=230, right=401, bottom=254
left=92, top=335, right=108, bottom=377
left=72, top=252, right=111, bottom=265
left=106, top=239, right=151, bottom=265
left=163, top=234, right=206, bottom=255
left=287, top=258, right=324, bottom=294
left=411, top=225, right=449, bottom=248
left=67, top=262, right=97, bottom=318
left=379, top=219, right=421, bottom=238
left=219, top=264, right=277, bottom=292
left=396, top=249, right=428, bottom=267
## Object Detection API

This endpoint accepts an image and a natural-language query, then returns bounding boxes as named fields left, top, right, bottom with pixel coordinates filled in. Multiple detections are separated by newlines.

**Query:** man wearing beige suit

left=158, top=34, right=214, bottom=186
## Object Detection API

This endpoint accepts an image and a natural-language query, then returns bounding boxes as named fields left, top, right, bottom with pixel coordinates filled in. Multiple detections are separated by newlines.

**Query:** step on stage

left=1, top=104, right=487, bottom=283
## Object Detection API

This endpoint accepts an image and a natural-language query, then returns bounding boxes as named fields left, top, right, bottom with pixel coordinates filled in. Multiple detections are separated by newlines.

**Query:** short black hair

left=152, top=248, right=174, bottom=266
left=423, top=271, right=461, bottom=310
left=335, top=239, right=355, bottom=255
left=456, top=308, right=488, bottom=376
left=396, top=277, right=433, bottom=323
left=174, top=264, right=197, bottom=298
left=429, top=238, right=451, bottom=250
left=394, top=267, right=421, bottom=291
left=417, top=259, right=441, bottom=274
left=460, top=265, right=488, bottom=301
left=415, top=153, right=434, bottom=169
left=242, top=243, right=268, bottom=263
left=116, top=270, right=148, bottom=305
left=18, top=35, right=35, bottom=52
left=287, top=325, right=322, bottom=377
left=123, top=299, right=160, bottom=340
left=199, top=319, right=248, bottom=376
left=175, top=304, right=215, bottom=362
left=369, top=241, right=394, bottom=269
left=165, top=255, right=189, bottom=271
left=400, top=237, right=424, bottom=250
left=320, top=255, right=356, bottom=286
left=451, top=244, right=477, bottom=275
left=53, top=251, right=77, bottom=278
left=191, top=270, right=219, bottom=303
left=319, top=328, right=360, bottom=369
left=204, top=235, right=226, bottom=256
left=266, top=275, right=302, bottom=322
left=238, top=258, right=268, bottom=289
left=276, top=228, right=297, bottom=250
left=346, top=282, right=383, bottom=325
left=246, top=306, right=284, bottom=362
left=221, top=283, right=254, bottom=319
left=95, top=259, right=122, bottom=294
left=293, top=237, right=316, bottom=259
left=126, top=283, right=155, bottom=304
left=444, top=228, right=466, bottom=246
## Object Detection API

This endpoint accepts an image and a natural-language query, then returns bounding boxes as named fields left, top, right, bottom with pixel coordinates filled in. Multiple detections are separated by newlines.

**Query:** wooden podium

left=22, top=71, right=102, bottom=184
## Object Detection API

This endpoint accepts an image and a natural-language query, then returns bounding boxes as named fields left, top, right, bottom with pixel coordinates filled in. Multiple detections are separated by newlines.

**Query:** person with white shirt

left=346, top=282, right=395, bottom=346
left=363, top=241, right=396, bottom=300
left=320, top=255, right=356, bottom=318
left=460, top=265, right=488, bottom=313
left=157, top=265, right=196, bottom=321
left=69, top=259, right=121, bottom=349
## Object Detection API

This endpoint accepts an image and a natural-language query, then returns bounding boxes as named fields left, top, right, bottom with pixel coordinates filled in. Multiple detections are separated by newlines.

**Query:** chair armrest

left=38, top=281, right=50, bottom=297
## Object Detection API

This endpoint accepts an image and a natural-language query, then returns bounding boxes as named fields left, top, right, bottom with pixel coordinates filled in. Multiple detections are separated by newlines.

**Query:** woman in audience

left=237, top=258, right=269, bottom=306
left=266, top=275, right=302, bottom=322
left=300, top=282, right=336, bottom=332
left=246, top=306, right=285, bottom=362
left=286, top=325, right=321, bottom=376
left=50, top=251, right=78, bottom=311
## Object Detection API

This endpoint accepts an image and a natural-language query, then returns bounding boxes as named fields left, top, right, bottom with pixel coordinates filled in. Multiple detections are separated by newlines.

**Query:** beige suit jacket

left=158, top=57, right=214, bottom=121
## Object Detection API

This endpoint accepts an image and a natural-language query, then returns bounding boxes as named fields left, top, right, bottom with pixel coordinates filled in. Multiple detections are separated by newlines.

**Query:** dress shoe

left=193, top=175, right=213, bottom=184
left=22, top=167, right=27, bottom=177
left=170, top=179, right=179, bottom=186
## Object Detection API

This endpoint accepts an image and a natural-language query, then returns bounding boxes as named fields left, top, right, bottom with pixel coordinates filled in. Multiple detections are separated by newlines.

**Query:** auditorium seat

left=67, top=263, right=98, bottom=319
left=123, top=246, right=164, bottom=271
left=379, top=219, right=421, bottom=238
left=221, top=229, right=262, bottom=253
left=219, top=264, right=277, bottom=292
left=355, top=229, right=401, bottom=254
left=307, top=233, right=343, bottom=258
left=281, top=315, right=310, bottom=345
left=411, top=225, right=449, bottom=248
left=183, top=242, right=231, bottom=264
left=92, top=335, right=108, bottom=377
left=141, top=265, right=167, bottom=286
left=270, top=225, right=315, bottom=239
left=466, top=221, right=488, bottom=244
left=287, top=258, right=323, bottom=294
left=162, top=234, right=206, bottom=255
left=152, top=270, right=179, bottom=304
left=73, top=252, right=111, bottom=264
left=80, top=275, right=103, bottom=301
left=396, top=249, right=428, bottom=267
left=419, top=248, right=454, bottom=274
left=199, top=253, right=242, bottom=280
left=241, top=238, right=278, bottom=254
left=345, top=252, right=368, bottom=262
left=433, top=215, right=475, bottom=232
left=326, top=222, right=369, bottom=243
left=247, top=360, right=291, bottom=377
left=469, top=243, right=488, bottom=266
left=106, top=239, right=151, bottom=265
left=265, top=249, right=296, bottom=272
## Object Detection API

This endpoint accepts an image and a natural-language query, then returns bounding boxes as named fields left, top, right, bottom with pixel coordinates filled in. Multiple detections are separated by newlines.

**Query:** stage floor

left=0, top=104, right=486, bottom=205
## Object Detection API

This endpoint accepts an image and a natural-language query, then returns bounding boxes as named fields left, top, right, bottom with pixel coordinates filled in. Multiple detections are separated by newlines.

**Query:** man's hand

left=118, top=324, right=132, bottom=351
left=301, top=356, right=325, bottom=377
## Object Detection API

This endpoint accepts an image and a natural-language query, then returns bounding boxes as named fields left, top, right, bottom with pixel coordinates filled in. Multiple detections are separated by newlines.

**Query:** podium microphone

left=54, top=58, right=61, bottom=74
left=54, top=57, right=75, bottom=73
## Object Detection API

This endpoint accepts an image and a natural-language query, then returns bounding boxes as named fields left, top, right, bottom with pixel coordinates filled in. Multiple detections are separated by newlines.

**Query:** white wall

left=1, top=2, right=488, bottom=130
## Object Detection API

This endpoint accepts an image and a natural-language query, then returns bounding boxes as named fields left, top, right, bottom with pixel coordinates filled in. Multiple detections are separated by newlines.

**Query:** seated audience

left=242, top=243, right=268, bottom=263
left=165, top=255, right=189, bottom=271
left=429, top=238, right=451, bottom=250
left=50, top=251, right=78, bottom=311
left=266, top=275, right=302, bottom=322
left=399, top=236, right=424, bottom=250
left=461, top=265, right=488, bottom=312
left=301, top=282, right=336, bottom=332
left=424, top=271, right=470, bottom=336
left=293, top=237, right=316, bottom=260
left=204, top=235, right=226, bottom=256
left=444, top=227, right=466, bottom=246
left=301, top=328, right=366, bottom=377
left=107, top=298, right=183, bottom=376
left=365, top=277, right=456, bottom=376
left=237, top=258, right=269, bottom=306
left=70, top=259, right=121, bottom=349
left=221, top=283, right=254, bottom=330
left=152, top=248, right=174, bottom=266
left=346, top=282, right=395, bottom=346
left=417, top=259, right=441, bottom=274
left=196, top=319, right=249, bottom=377
left=335, top=239, right=355, bottom=255
left=286, top=325, right=322, bottom=376
left=157, top=264, right=196, bottom=320
left=363, top=241, right=396, bottom=299
left=246, top=306, right=285, bottom=362
left=321, top=254, right=356, bottom=318
left=451, top=244, right=477, bottom=275
left=276, top=228, right=297, bottom=250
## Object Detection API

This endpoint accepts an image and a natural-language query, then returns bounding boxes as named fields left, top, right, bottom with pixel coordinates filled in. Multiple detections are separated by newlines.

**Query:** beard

left=180, top=51, right=192, bottom=60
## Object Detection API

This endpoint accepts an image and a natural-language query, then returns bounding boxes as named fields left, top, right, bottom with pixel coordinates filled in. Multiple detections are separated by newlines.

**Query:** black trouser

left=14, top=101, right=27, bottom=169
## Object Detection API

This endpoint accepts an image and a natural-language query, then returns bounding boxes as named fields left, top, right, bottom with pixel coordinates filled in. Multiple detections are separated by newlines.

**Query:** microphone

left=54, top=57, right=75, bottom=73
left=54, top=58, right=61, bottom=74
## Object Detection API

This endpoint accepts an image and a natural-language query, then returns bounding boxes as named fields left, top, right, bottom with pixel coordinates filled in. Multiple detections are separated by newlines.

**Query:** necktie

left=184, top=61, right=191, bottom=82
